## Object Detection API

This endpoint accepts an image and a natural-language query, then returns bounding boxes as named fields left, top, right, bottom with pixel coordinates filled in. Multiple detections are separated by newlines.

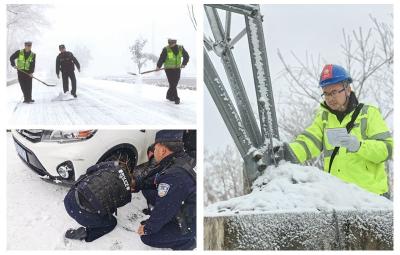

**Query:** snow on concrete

left=6, top=133, right=158, bottom=250
left=7, top=76, right=196, bottom=125
left=206, top=162, right=392, bottom=216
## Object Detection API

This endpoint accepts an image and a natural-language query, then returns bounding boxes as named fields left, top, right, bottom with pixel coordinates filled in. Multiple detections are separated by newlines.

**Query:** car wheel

left=101, top=148, right=136, bottom=174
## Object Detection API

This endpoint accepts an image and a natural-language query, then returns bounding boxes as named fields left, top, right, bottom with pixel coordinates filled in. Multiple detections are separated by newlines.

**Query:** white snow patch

left=8, top=77, right=196, bottom=125
left=206, top=162, right=392, bottom=216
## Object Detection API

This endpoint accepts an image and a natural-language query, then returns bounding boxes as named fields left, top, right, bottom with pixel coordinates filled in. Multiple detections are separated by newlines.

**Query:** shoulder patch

left=157, top=183, right=170, bottom=197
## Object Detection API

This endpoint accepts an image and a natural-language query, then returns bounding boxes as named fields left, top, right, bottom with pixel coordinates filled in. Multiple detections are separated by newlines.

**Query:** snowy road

left=6, top=133, right=159, bottom=250
left=7, top=77, right=197, bottom=125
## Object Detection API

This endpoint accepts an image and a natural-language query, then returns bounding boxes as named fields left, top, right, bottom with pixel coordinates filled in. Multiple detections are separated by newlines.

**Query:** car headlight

left=41, top=130, right=97, bottom=143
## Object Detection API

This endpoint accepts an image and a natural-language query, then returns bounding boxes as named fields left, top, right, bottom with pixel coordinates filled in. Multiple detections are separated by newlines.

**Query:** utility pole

left=204, top=4, right=279, bottom=193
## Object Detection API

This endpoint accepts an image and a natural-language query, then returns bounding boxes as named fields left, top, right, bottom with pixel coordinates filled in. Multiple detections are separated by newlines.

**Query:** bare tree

left=73, top=45, right=93, bottom=71
left=129, top=38, right=158, bottom=73
left=276, top=15, right=393, bottom=169
left=204, top=145, right=243, bottom=206
left=7, top=4, right=51, bottom=74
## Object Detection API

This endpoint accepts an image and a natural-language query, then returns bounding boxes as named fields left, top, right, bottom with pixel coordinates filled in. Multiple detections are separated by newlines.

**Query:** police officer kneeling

left=133, top=130, right=196, bottom=250
left=64, top=161, right=132, bottom=242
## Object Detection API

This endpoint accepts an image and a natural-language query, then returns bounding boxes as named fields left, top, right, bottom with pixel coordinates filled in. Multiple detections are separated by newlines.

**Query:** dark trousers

left=141, top=189, right=196, bottom=250
left=62, top=71, right=77, bottom=95
left=17, top=71, right=33, bottom=101
left=64, top=190, right=117, bottom=242
left=165, top=68, right=181, bottom=100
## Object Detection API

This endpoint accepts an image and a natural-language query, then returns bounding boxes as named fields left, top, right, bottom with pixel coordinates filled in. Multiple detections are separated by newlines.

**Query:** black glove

left=272, top=142, right=298, bottom=163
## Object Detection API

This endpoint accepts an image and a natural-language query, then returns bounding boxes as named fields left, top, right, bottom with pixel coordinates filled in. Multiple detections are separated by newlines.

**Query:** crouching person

left=132, top=130, right=196, bottom=250
left=64, top=161, right=132, bottom=242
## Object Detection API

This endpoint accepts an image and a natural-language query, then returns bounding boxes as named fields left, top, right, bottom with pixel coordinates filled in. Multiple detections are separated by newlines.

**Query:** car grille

left=13, top=137, right=48, bottom=176
left=17, top=129, right=44, bottom=143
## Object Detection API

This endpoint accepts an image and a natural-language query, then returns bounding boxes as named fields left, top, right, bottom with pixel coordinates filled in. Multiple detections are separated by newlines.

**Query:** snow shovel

left=140, top=67, right=165, bottom=75
left=17, top=68, right=56, bottom=87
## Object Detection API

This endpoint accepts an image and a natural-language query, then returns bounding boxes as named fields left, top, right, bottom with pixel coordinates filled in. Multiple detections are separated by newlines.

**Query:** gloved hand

left=337, top=135, right=361, bottom=152
left=272, top=142, right=298, bottom=163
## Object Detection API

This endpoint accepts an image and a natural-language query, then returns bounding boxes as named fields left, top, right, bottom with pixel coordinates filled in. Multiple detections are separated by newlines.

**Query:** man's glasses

left=321, top=87, right=346, bottom=98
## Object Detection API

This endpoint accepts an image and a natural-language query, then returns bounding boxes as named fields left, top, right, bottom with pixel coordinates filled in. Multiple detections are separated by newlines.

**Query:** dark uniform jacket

left=56, top=51, right=80, bottom=75
left=138, top=152, right=196, bottom=235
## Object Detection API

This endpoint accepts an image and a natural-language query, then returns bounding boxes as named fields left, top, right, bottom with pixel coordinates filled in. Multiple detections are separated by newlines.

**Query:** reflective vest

left=289, top=104, right=392, bottom=194
left=17, top=50, right=35, bottom=71
left=164, top=45, right=183, bottom=69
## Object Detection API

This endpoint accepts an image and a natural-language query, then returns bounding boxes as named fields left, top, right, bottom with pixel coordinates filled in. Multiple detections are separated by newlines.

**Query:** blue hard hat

left=319, top=64, right=353, bottom=88
left=155, top=130, right=184, bottom=143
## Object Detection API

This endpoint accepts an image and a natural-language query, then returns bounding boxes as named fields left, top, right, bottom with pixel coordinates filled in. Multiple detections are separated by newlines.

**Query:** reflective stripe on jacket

left=289, top=104, right=392, bottom=194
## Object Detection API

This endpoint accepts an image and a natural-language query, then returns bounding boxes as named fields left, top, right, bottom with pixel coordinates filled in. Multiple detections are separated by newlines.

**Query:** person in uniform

left=156, top=39, right=189, bottom=104
left=275, top=64, right=392, bottom=196
left=9, top=41, right=36, bottom=103
left=56, top=44, right=81, bottom=98
left=133, top=130, right=196, bottom=250
left=63, top=161, right=132, bottom=242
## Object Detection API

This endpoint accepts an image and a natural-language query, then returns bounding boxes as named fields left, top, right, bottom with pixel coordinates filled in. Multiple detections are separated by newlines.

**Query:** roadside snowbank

left=206, top=162, right=392, bottom=216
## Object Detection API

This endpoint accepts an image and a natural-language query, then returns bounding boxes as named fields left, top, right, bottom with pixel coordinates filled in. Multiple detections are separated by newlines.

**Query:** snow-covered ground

left=205, top=162, right=393, bottom=216
left=7, top=76, right=197, bottom=125
left=6, top=133, right=158, bottom=250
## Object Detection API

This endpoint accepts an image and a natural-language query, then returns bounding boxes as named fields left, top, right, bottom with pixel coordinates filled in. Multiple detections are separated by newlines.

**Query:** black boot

left=174, top=98, right=180, bottom=104
left=65, top=227, right=87, bottom=240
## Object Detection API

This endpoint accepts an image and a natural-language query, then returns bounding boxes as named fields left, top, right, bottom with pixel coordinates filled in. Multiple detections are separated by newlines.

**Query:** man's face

left=24, top=44, right=32, bottom=51
left=322, top=83, right=350, bottom=111
left=168, top=40, right=176, bottom=47
left=154, top=143, right=166, bottom=162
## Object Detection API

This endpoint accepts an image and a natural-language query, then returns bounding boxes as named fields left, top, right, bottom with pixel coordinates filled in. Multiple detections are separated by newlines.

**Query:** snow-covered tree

left=129, top=38, right=158, bottom=73
left=204, top=145, right=243, bottom=206
left=73, top=45, right=93, bottom=72
left=7, top=4, right=50, bottom=74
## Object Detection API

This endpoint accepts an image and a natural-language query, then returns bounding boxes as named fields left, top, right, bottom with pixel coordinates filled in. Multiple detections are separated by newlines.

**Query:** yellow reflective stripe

left=324, top=149, right=333, bottom=158
left=359, top=105, right=369, bottom=139
left=360, top=118, right=368, bottom=139
left=382, top=140, right=393, bottom=160
left=361, top=105, right=369, bottom=115
left=294, top=140, right=312, bottom=160
left=370, top=131, right=392, bottom=140
left=301, top=131, right=322, bottom=151
left=321, top=110, right=329, bottom=157
left=287, top=145, right=300, bottom=164
left=321, top=110, right=328, bottom=122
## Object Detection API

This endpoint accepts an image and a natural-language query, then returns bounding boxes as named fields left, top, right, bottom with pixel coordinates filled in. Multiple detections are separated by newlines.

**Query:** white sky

left=33, top=3, right=197, bottom=76
left=204, top=4, right=393, bottom=152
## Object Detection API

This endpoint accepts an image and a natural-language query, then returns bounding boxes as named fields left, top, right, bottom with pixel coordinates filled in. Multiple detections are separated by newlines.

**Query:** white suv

left=12, top=129, right=157, bottom=185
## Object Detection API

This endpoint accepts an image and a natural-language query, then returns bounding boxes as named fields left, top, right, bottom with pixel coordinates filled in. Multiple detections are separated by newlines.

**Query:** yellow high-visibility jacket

left=289, top=103, right=392, bottom=194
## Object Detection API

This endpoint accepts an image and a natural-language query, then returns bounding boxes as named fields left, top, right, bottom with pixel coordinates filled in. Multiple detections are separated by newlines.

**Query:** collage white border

left=0, top=0, right=398, bottom=254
